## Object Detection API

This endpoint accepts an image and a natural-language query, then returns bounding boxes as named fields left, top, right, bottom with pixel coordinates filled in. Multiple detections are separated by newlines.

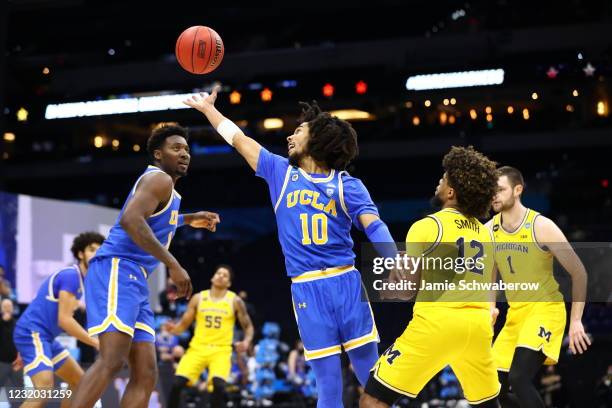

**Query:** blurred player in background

left=361, top=146, right=501, bottom=408
left=70, top=124, right=221, bottom=408
left=488, top=166, right=590, bottom=408
left=13, top=232, right=103, bottom=407
left=184, top=87, right=398, bottom=408
left=165, top=264, right=254, bottom=408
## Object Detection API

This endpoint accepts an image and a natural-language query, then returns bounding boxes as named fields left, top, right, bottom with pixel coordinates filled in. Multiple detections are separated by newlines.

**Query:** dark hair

left=71, top=232, right=105, bottom=260
left=146, top=123, right=189, bottom=161
left=443, top=146, right=498, bottom=219
left=497, top=166, right=525, bottom=189
left=215, top=264, right=234, bottom=282
left=298, top=101, right=358, bottom=170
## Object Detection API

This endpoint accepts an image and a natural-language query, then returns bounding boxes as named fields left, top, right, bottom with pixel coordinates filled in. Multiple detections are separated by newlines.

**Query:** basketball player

left=70, top=124, right=221, bottom=408
left=184, top=87, right=397, bottom=408
left=165, top=264, right=254, bottom=408
left=13, top=232, right=103, bottom=407
left=361, top=146, right=501, bottom=408
left=487, top=166, right=590, bottom=408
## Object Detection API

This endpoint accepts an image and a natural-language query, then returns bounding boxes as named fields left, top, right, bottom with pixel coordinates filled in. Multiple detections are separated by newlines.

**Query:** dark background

left=1, top=1, right=611, bottom=406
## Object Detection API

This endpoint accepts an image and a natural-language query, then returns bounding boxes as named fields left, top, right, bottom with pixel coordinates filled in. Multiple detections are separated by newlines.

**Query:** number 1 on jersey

left=300, top=213, right=328, bottom=245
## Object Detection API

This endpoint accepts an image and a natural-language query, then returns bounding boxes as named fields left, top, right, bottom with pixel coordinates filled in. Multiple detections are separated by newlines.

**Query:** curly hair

left=298, top=101, right=358, bottom=170
left=442, top=146, right=498, bottom=219
left=146, top=122, right=189, bottom=161
left=71, top=231, right=105, bottom=260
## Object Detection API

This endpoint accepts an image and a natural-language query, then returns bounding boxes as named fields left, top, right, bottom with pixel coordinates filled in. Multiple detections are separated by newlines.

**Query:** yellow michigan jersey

left=491, top=208, right=566, bottom=369
left=372, top=208, right=500, bottom=404
left=175, top=290, right=236, bottom=386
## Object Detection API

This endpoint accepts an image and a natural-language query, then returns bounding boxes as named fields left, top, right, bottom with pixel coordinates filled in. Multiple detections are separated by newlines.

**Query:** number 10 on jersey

left=300, top=213, right=328, bottom=245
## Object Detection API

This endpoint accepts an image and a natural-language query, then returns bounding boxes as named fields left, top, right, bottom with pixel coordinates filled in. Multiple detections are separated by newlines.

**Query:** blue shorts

left=13, top=326, right=70, bottom=376
left=290, top=268, right=378, bottom=360
left=85, top=256, right=155, bottom=343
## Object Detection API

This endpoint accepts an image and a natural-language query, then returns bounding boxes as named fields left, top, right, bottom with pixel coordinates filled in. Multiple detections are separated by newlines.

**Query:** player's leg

left=207, top=348, right=232, bottom=408
left=309, top=354, right=343, bottom=408
left=346, top=342, right=379, bottom=386
left=497, top=371, right=520, bottom=408
left=337, top=271, right=379, bottom=386
left=492, top=305, right=525, bottom=406
left=71, top=258, right=141, bottom=407
left=507, top=302, right=565, bottom=408
left=507, top=347, right=546, bottom=408
left=119, top=341, right=158, bottom=408
left=120, top=295, right=158, bottom=408
left=169, top=347, right=209, bottom=408
left=362, top=308, right=452, bottom=407
left=290, top=278, right=344, bottom=406
left=70, top=331, right=132, bottom=408
left=449, top=308, right=501, bottom=408
left=167, top=375, right=189, bottom=408
left=21, top=369, right=54, bottom=408
left=54, top=355, right=84, bottom=408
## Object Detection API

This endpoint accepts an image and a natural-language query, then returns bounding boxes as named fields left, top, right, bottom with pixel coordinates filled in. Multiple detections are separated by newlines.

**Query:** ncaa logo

left=525, top=222, right=531, bottom=229
left=291, top=173, right=299, bottom=182
left=326, top=188, right=334, bottom=197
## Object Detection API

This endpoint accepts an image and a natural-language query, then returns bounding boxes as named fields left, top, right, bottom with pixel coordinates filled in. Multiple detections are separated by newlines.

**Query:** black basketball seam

left=191, top=27, right=200, bottom=74
left=203, top=27, right=213, bottom=74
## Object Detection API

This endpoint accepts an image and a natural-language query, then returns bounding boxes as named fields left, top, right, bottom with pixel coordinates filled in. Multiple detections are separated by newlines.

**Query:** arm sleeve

left=255, top=147, right=290, bottom=204
left=341, top=175, right=380, bottom=230
left=405, top=217, right=440, bottom=258
left=54, top=269, right=80, bottom=297
left=365, top=219, right=398, bottom=258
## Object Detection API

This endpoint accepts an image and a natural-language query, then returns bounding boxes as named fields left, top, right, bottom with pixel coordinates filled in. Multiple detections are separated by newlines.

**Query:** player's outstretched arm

left=121, top=171, right=192, bottom=298
left=534, top=215, right=591, bottom=354
left=183, top=86, right=262, bottom=171
left=179, top=211, right=221, bottom=232
left=166, top=293, right=200, bottom=335
left=233, top=297, right=254, bottom=353
left=58, top=290, right=99, bottom=349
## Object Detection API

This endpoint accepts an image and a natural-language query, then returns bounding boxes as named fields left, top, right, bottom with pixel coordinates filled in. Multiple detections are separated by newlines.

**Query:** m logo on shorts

left=538, top=326, right=552, bottom=342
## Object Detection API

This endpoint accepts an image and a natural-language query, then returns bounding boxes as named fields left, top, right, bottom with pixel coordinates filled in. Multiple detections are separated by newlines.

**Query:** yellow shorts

left=371, top=307, right=500, bottom=405
left=493, top=302, right=566, bottom=371
left=175, top=344, right=232, bottom=387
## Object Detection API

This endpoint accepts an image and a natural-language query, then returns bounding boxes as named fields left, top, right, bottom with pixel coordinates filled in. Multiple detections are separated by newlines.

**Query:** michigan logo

left=538, top=326, right=552, bottom=342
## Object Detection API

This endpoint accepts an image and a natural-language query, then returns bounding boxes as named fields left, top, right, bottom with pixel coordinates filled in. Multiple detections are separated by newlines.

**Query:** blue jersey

left=94, top=165, right=182, bottom=275
left=16, top=265, right=83, bottom=339
left=256, top=148, right=379, bottom=277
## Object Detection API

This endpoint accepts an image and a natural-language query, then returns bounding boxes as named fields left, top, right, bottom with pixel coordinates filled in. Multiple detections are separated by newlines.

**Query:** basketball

left=175, top=26, right=224, bottom=75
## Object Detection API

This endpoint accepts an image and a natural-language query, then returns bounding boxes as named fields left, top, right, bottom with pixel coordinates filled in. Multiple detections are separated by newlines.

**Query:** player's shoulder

left=261, top=146, right=289, bottom=166
left=56, top=265, right=79, bottom=279
left=339, top=171, right=368, bottom=192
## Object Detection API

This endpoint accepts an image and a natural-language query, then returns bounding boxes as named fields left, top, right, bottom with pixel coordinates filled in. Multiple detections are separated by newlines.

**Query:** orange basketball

left=175, top=26, right=224, bottom=75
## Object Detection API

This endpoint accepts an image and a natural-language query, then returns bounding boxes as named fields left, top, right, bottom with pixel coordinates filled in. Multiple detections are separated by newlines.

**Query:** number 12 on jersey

left=300, top=213, right=328, bottom=245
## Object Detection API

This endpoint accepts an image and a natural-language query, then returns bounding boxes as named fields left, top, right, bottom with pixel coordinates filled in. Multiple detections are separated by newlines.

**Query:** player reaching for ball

left=70, top=124, right=221, bottom=408
left=184, top=86, right=398, bottom=408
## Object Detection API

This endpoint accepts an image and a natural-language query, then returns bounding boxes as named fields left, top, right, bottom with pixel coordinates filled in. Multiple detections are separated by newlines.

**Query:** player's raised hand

left=168, top=263, right=193, bottom=299
left=182, top=85, right=221, bottom=111
left=186, top=211, right=221, bottom=232
left=568, top=319, right=591, bottom=354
